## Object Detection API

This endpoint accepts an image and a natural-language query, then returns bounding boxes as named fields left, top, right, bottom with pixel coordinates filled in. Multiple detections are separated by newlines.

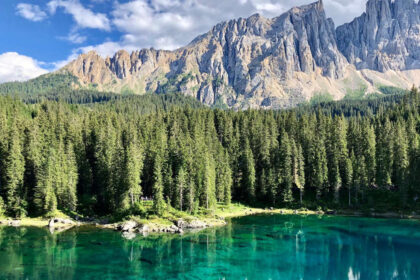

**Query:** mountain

left=20, top=0, right=420, bottom=108
left=336, top=0, right=420, bottom=71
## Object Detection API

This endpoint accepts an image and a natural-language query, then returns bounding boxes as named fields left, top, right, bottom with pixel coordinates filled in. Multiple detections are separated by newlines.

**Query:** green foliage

left=130, top=202, right=147, bottom=217
left=0, top=73, right=79, bottom=95
left=157, top=72, right=195, bottom=94
left=378, top=86, right=408, bottom=96
left=310, top=92, right=333, bottom=105
left=0, top=86, right=418, bottom=219
left=0, top=197, right=5, bottom=217
left=344, top=85, right=367, bottom=100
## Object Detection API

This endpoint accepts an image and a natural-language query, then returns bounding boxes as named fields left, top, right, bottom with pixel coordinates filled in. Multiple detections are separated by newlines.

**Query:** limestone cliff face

left=61, top=0, right=420, bottom=109
left=336, top=0, right=420, bottom=71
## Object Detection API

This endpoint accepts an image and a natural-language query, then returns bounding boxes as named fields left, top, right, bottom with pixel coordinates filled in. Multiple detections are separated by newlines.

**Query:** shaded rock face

left=336, top=0, right=420, bottom=71
left=62, top=0, right=420, bottom=109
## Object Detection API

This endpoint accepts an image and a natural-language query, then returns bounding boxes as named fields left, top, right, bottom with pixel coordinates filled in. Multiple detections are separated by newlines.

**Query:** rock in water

left=8, top=220, right=21, bottom=227
left=185, top=220, right=207, bottom=229
left=120, top=221, right=138, bottom=232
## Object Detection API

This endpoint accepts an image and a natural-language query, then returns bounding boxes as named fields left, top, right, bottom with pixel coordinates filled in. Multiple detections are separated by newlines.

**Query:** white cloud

left=0, top=52, right=49, bottom=83
left=16, top=3, right=48, bottom=22
left=48, top=0, right=111, bottom=31
left=65, top=32, right=87, bottom=44
left=59, top=28, right=87, bottom=44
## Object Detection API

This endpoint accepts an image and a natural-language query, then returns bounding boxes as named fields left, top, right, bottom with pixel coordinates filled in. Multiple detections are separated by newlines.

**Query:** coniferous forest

left=0, top=87, right=419, bottom=218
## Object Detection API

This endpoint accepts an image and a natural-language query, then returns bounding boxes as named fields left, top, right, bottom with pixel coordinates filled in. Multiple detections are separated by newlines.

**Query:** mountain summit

left=60, top=0, right=419, bottom=109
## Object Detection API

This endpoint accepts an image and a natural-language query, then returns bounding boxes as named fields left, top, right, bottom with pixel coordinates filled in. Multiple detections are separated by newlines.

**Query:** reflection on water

left=0, top=215, right=420, bottom=279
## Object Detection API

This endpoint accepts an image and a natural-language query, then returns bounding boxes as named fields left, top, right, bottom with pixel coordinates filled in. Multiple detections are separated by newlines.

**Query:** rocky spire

left=336, top=0, right=420, bottom=71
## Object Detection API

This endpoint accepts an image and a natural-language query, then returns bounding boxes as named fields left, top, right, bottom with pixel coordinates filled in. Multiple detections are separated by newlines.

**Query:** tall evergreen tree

left=152, top=154, right=165, bottom=215
left=240, top=139, right=256, bottom=203
left=4, top=122, right=26, bottom=217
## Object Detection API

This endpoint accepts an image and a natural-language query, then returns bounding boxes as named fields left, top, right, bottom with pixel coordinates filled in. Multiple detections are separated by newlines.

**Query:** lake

left=1, top=214, right=420, bottom=279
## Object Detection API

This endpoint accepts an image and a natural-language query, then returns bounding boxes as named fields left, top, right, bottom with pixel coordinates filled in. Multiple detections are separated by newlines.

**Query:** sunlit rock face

left=336, top=0, right=420, bottom=71
left=62, top=0, right=420, bottom=109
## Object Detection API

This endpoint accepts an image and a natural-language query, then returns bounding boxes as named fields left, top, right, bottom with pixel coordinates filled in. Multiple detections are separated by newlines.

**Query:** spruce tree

left=292, top=142, right=305, bottom=205
left=152, top=154, right=165, bottom=215
left=4, top=122, right=26, bottom=217
left=240, top=139, right=256, bottom=203
left=393, top=121, right=409, bottom=205
left=279, top=132, right=293, bottom=203
left=175, top=166, right=186, bottom=211
left=376, top=119, right=394, bottom=187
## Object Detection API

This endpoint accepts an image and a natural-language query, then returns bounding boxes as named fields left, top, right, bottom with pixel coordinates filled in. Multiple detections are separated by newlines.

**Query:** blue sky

left=0, top=0, right=368, bottom=83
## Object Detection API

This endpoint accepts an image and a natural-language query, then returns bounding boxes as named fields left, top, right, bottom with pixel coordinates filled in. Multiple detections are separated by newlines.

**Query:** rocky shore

left=1, top=207, right=419, bottom=238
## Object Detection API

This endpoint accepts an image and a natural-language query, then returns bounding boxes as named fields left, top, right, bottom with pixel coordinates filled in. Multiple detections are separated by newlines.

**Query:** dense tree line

left=0, top=87, right=419, bottom=218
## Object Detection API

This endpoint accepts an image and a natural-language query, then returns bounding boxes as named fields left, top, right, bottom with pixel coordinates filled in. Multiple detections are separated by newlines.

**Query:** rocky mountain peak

left=336, top=0, right=420, bottom=71
left=60, top=0, right=420, bottom=109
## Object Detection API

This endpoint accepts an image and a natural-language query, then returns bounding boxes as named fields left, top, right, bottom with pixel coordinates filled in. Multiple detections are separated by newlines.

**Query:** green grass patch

left=378, top=85, right=409, bottom=96
left=344, top=85, right=367, bottom=100
left=310, top=92, right=334, bottom=105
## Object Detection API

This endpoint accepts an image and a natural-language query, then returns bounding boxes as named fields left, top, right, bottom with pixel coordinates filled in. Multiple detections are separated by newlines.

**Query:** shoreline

left=1, top=207, right=419, bottom=234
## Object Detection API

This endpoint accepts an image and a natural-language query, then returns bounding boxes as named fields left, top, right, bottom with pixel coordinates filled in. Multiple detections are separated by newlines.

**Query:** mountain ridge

left=27, top=0, right=420, bottom=108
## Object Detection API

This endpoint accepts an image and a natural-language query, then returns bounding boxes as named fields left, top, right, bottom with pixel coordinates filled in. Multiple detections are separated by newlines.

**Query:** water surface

left=1, top=214, right=420, bottom=279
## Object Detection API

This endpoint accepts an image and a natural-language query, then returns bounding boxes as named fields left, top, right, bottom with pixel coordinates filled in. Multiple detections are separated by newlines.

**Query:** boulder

left=137, top=224, right=150, bottom=233
left=176, top=219, right=187, bottom=229
left=186, top=220, right=207, bottom=229
left=9, top=220, right=21, bottom=227
left=120, top=221, right=138, bottom=232
left=53, top=218, right=75, bottom=225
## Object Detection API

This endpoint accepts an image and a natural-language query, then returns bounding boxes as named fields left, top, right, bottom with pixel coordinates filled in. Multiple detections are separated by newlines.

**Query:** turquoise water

left=1, top=215, right=420, bottom=279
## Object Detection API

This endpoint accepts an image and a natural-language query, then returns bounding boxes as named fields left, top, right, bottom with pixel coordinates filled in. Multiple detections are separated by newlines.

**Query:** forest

left=0, top=87, right=419, bottom=218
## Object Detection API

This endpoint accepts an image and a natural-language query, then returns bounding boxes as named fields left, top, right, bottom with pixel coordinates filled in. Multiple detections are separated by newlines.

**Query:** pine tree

left=152, top=154, right=165, bottom=215
left=122, top=140, right=143, bottom=210
left=64, top=142, right=78, bottom=211
left=34, top=147, right=58, bottom=214
left=279, top=132, right=293, bottom=203
left=292, top=142, right=305, bottom=205
left=361, top=121, right=376, bottom=186
left=216, top=151, right=232, bottom=205
left=376, top=119, right=394, bottom=187
left=4, top=122, right=26, bottom=217
left=309, top=135, right=328, bottom=200
left=175, top=166, right=186, bottom=211
left=393, top=121, right=409, bottom=205
left=203, top=152, right=217, bottom=209
left=240, top=139, right=256, bottom=203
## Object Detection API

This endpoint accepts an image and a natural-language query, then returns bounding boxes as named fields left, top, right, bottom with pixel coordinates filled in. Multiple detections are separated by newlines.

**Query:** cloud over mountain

left=0, top=52, right=48, bottom=83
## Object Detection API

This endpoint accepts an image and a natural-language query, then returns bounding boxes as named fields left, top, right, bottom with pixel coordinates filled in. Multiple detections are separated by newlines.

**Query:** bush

left=130, top=202, right=147, bottom=217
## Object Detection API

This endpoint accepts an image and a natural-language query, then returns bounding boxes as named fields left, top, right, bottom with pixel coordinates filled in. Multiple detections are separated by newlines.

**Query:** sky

left=0, top=0, right=368, bottom=83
